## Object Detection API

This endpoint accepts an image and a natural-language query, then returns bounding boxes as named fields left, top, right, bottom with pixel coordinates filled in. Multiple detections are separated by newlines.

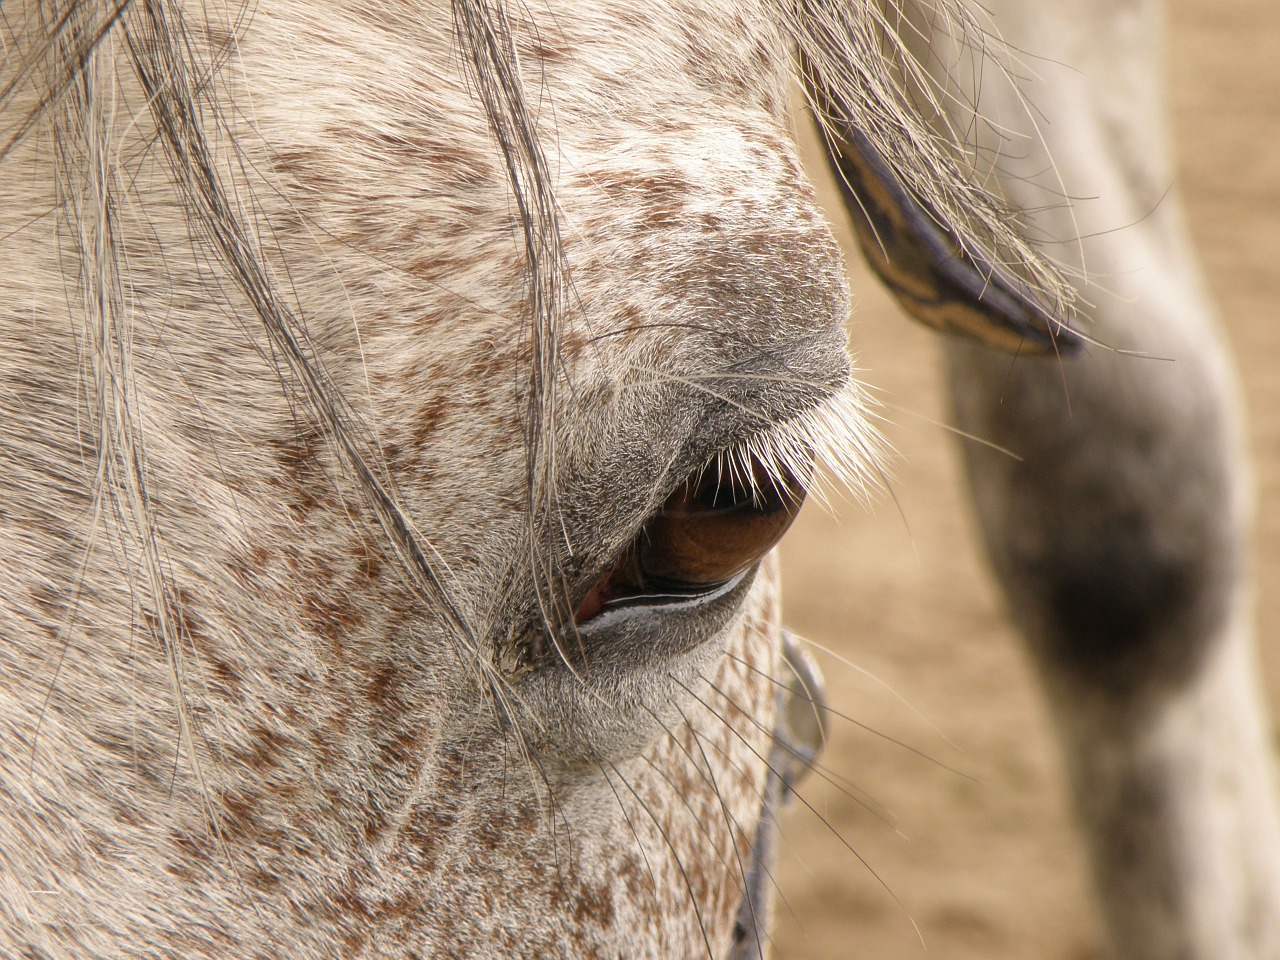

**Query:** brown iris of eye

left=573, top=455, right=806, bottom=624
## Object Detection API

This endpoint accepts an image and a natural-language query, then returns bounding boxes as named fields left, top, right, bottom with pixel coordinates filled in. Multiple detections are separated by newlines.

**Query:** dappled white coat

left=1, top=0, right=1278, bottom=957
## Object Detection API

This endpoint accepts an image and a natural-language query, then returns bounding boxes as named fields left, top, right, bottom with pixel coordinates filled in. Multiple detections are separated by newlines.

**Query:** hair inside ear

left=822, top=119, right=1083, bottom=357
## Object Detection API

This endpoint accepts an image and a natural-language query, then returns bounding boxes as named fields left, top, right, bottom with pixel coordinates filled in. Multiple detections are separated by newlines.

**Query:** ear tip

left=1030, top=322, right=1087, bottom=358
left=1015, top=298, right=1088, bottom=358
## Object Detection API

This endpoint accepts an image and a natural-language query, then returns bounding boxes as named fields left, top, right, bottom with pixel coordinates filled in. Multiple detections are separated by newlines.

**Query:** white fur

left=2, top=0, right=1276, bottom=958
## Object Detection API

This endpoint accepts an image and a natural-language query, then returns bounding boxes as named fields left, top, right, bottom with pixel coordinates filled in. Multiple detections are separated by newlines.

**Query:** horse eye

left=574, top=456, right=805, bottom=623
left=641, top=460, right=804, bottom=587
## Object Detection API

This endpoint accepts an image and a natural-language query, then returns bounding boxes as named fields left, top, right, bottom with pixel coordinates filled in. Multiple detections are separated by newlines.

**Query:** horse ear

left=819, top=116, right=1083, bottom=357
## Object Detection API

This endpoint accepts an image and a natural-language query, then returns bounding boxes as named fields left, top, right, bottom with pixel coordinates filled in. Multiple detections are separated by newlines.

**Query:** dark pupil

left=572, top=455, right=808, bottom=624
left=638, top=458, right=804, bottom=590
left=695, top=471, right=754, bottom=510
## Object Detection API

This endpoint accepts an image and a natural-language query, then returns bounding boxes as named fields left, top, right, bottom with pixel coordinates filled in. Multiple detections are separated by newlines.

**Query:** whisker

left=639, top=703, right=775, bottom=848
left=872, top=400, right=1024, bottom=461
left=668, top=699, right=778, bottom=955
left=671, top=675, right=925, bottom=948
left=666, top=700, right=804, bottom=942
left=778, top=629, right=962, bottom=752
left=701, top=667, right=901, bottom=831
left=601, top=758, right=718, bottom=960
left=595, top=760, right=663, bottom=899
left=727, top=651, right=975, bottom=782
left=631, top=714, right=786, bottom=936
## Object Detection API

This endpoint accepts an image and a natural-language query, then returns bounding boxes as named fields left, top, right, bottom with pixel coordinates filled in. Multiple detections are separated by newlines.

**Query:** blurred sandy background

left=772, top=0, right=1280, bottom=956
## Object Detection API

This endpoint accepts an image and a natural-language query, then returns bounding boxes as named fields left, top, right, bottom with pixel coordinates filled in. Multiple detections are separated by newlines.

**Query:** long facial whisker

left=727, top=651, right=975, bottom=783
left=670, top=675, right=924, bottom=946
left=773, top=628, right=961, bottom=752
left=635, top=714, right=805, bottom=956
left=708, top=688, right=902, bottom=850
left=636, top=753, right=744, bottom=880
left=668, top=698, right=803, bottom=943
left=640, top=701, right=789, bottom=843
left=637, top=703, right=768, bottom=870
left=701, top=668, right=901, bottom=830
left=601, top=758, right=718, bottom=960
left=635, top=700, right=804, bottom=939
left=629, top=742, right=761, bottom=922
left=667, top=699, right=776, bottom=953
left=517, top=743, right=576, bottom=877
left=595, top=760, right=664, bottom=899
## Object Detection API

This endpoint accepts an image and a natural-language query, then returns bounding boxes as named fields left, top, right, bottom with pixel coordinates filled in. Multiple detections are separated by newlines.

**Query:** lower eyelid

left=574, top=571, right=750, bottom=634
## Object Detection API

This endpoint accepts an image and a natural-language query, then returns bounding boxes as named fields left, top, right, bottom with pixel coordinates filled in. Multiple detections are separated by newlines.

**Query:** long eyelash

left=721, top=377, right=887, bottom=512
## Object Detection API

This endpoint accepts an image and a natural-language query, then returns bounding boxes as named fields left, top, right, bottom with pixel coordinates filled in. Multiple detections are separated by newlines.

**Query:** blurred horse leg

left=934, top=0, right=1280, bottom=955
